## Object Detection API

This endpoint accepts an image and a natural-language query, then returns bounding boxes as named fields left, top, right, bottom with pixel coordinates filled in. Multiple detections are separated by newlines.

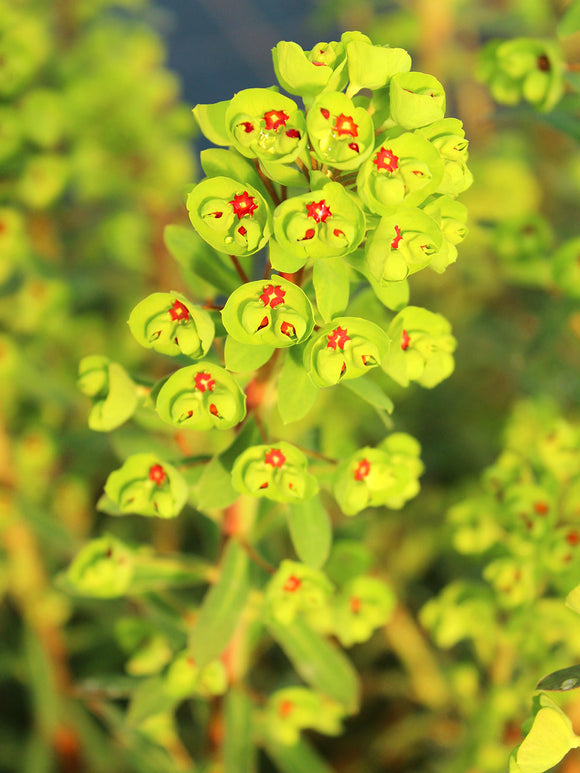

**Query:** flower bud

left=389, top=71, right=446, bottom=129
left=331, top=576, right=396, bottom=646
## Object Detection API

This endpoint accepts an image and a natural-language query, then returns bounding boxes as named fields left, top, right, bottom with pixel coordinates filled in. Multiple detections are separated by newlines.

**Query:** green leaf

left=341, top=377, right=394, bottom=414
left=537, top=665, right=580, bottom=692
left=260, top=159, right=309, bottom=188
left=224, top=687, right=257, bottom=773
left=196, top=421, right=260, bottom=510
left=224, top=336, right=274, bottom=372
left=265, top=737, right=334, bottom=773
left=277, top=346, right=319, bottom=424
left=200, top=148, right=270, bottom=201
left=287, top=495, right=332, bottom=569
left=269, top=238, right=307, bottom=273
left=514, top=697, right=580, bottom=773
left=192, top=99, right=230, bottom=145
left=313, top=257, right=349, bottom=322
left=267, top=616, right=360, bottom=712
left=126, top=677, right=177, bottom=726
left=189, top=540, right=250, bottom=668
left=369, top=276, right=410, bottom=311
left=164, top=224, right=239, bottom=295
left=558, top=0, right=580, bottom=37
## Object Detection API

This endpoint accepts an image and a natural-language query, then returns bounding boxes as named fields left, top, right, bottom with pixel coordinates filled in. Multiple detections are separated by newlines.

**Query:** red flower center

left=148, top=464, right=167, bottom=486
left=334, top=113, right=358, bottom=138
left=401, top=329, right=411, bottom=350
left=265, top=448, right=286, bottom=468
left=391, top=224, right=402, bottom=249
left=327, top=326, right=350, bottom=351
left=567, top=531, right=580, bottom=546
left=264, top=109, right=289, bottom=131
left=374, top=147, right=399, bottom=173
left=230, top=191, right=258, bottom=220
left=534, top=501, right=549, bottom=515
left=168, top=300, right=190, bottom=322
left=279, top=699, right=294, bottom=717
left=283, top=575, right=301, bottom=592
left=306, top=199, right=332, bottom=223
left=354, top=458, right=371, bottom=481
left=194, top=371, right=215, bottom=392
left=259, top=284, right=286, bottom=308
left=350, top=597, right=362, bottom=614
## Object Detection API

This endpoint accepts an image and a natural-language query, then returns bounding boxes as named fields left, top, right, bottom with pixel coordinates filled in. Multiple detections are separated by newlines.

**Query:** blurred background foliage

left=2, top=0, right=580, bottom=771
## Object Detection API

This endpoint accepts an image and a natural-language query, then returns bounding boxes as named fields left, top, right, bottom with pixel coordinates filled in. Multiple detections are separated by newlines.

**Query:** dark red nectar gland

left=209, top=403, right=219, bottom=417
left=301, top=228, right=316, bottom=241
left=391, top=224, right=402, bottom=249
left=279, top=700, right=294, bottom=717
left=239, top=121, right=254, bottom=133
left=354, top=458, right=371, bottom=481
left=537, top=54, right=550, bottom=72
left=306, top=199, right=332, bottom=223
left=194, top=371, right=216, bottom=392
left=401, top=329, right=411, bottom=350
left=350, top=597, right=362, bottom=614
left=534, top=501, right=549, bottom=516
left=334, top=113, right=358, bottom=138
left=265, top=448, right=286, bottom=468
left=373, top=147, right=399, bottom=173
left=263, top=109, right=289, bottom=130
left=168, top=300, right=190, bottom=322
left=327, top=326, right=350, bottom=351
left=320, top=107, right=330, bottom=120
left=148, top=464, right=167, bottom=486
left=259, top=284, right=286, bottom=308
left=285, top=128, right=301, bottom=139
left=229, top=191, right=258, bottom=219
left=280, top=321, right=296, bottom=337
left=283, top=575, right=302, bottom=592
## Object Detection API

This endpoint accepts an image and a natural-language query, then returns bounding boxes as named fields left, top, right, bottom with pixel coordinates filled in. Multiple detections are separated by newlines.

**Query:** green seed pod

left=357, top=130, right=444, bottom=213
left=272, top=40, right=348, bottom=100
left=478, top=38, right=564, bottom=112
left=66, top=534, right=135, bottom=598
left=265, top=559, right=333, bottom=625
left=231, top=442, right=319, bottom=503
left=187, top=175, right=272, bottom=257
left=156, top=363, right=246, bottom=430
left=331, top=576, right=396, bottom=646
left=78, top=355, right=139, bottom=432
left=104, top=453, right=189, bottom=518
left=273, top=181, right=366, bottom=265
left=221, top=276, right=314, bottom=347
left=365, top=207, right=443, bottom=283
left=303, top=316, right=390, bottom=388
left=383, top=305, right=456, bottom=388
left=128, top=291, right=214, bottom=358
left=389, top=71, right=446, bottom=129
left=306, top=91, right=375, bottom=170
left=225, top=88, right=307, bottom=163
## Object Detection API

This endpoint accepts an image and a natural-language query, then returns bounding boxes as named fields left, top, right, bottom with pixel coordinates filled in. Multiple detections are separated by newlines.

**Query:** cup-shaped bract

left=187, top=176, right=272, bottom=257
left=265, top=559, right=333, bottom=625
left=357, top=131, right=444, bottom=214
left=222, top=276, right=314, bottom=348
left=383, top=306, right=456, bottom=388
left=303, top=316, right=390, bottom=388
left=365, top=207, right=443, bottom=283
left=225, top=88, right=307, bottom=164
left=332, top=576, right=396, bottom=646
left=345, top=36, right=412, bottom=94
left=273, top=181, right=365, bottom=265
left=272, top=40, right=348, bottom=100
left=231, top=442, right=319, bottom=503
left=479, top=38, right=564, bottom=112
left=66, top=534, right=135, bottom=598
left=78, top=355, right=138, bottom=432
left=417, top=118, right=473, bottom=196
left=389, top=71, right=446, bottom=130
left=334, top=436, right=423, bottom=516
left=104, top=453, right=189, bottom=518
left=264, top=687, right=345, bottom=746
left=156, top=363, right=246, bottom=431
left=422, top=196, right=468, bottom=273
left=306, top=91, right=375, bottom=170
left=510, top=695, right=580, bottom=773
left=128, top=291, right=214, bottom=358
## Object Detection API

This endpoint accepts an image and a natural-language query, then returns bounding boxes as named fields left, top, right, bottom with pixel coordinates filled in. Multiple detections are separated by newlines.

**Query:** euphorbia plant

left=72, top=30, right=471, bottom=770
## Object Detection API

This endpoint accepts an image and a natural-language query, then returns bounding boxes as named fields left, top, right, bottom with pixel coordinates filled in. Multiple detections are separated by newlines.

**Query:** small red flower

left=149, top=464, right=167, bottom=486
left=334, top=113, right=358, bottom=138
left=354, top=458, right=371, bottom=481
left=327, top=326, right=350, bottom=351
left=264, top=109, right=289, bottom=131
left=283, top=575, right=302, bottom=592
left=265, top=448, right=286, bottom=468
left=306, top=199, right=332, bottom=223
left=230, top=191, right=258, bottom=220
left=401, top=329, right=411, bottom=350
left=168, top=300, right=190, bottom=322
left=194, top=371, right=215, bottom=392
left=373, top=147, right=399, bottom=173
left=391, top=224, right=402, bottom=250
left=259, top=284, right=286, bottom=308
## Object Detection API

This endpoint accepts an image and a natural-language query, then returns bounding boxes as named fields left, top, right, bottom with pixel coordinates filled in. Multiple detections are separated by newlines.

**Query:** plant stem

left=229, top=255, right=250, bottom=283
left=253, top=159, right=281, bottom=205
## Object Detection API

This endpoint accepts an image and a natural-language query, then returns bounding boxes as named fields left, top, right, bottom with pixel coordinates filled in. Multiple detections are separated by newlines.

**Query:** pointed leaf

left=537, top=665, right=580, bottom=692
left=287, top=495, right=332, bottom=569
left=341, top=377, right=394, bottom=413
left=277, top=346, right=319, bottom=424
left=201, top=148, right=270, bottom=202
left=224, top=336, right=274, bottom=372
left=224, top=687, right=257, bottom=773
left=265, top=737, right=334, bottom=773
left=558, top=0, right=580, bottom=37
left=193, top=100, right=230, bottom=145
left=313, top=257, right=350, bottom=322
left=164, top=224, right=239, bottom=295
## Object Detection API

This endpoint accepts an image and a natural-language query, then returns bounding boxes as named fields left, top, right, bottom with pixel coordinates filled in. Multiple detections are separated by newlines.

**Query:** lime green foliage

left=510, top=695, right=580, bottom=772
left=479, top=38, right=564, bottom=111
left=78, top=355, right=139, bottom=431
